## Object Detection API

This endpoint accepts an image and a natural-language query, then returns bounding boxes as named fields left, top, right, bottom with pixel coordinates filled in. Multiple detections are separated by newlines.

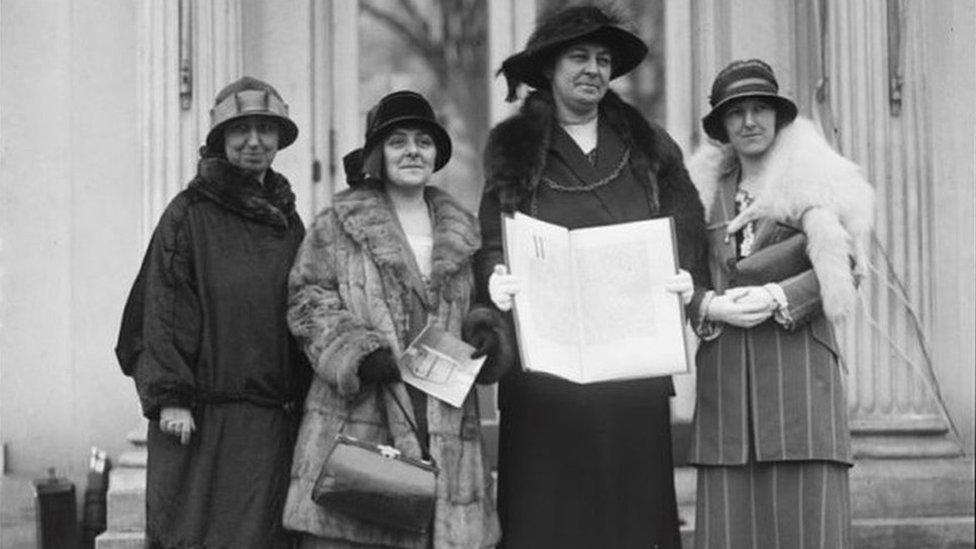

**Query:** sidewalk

left=1, top=474, right=37, bottom=548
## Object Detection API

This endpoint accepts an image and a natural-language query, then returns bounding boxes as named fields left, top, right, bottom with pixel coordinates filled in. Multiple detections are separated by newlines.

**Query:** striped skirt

left=694, top=460, right=851, bottom=549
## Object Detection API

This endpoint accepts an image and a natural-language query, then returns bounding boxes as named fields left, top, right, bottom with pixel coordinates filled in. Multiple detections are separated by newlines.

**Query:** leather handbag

left=731, top=231, right=811, bottom=285
left=312, top=387, right=438, bottom=534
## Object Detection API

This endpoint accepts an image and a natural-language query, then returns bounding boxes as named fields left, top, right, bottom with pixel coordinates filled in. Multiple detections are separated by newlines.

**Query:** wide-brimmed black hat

left=702, top=59, right=798, bottom=143
left=499, top=5, right=648, bottom=100
left=205, top=76, right=299, bottom=153
left=358, top=90, right=452, bottom=174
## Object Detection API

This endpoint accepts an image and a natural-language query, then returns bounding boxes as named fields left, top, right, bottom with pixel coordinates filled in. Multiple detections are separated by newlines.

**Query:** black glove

left=357, top=348, right=401, bottom=385
left=467, top=329, right=499, bottom=360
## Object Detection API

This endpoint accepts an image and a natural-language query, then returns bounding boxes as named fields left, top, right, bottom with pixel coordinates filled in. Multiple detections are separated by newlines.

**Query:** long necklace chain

left=540, top=148, right=631, bottom=192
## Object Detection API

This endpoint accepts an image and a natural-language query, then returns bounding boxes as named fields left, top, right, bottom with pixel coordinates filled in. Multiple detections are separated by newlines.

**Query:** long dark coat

left=116, top=157, right=310, bottom=549
left=283, top=182, right=501, bottom=548
left=685, top=117, right=874, bottom=466
left=478, top=90, right=709, bottom=549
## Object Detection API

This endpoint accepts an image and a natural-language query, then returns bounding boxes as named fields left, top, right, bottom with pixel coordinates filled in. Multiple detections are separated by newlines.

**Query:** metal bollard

left=32, top=467, right=78, bottom=549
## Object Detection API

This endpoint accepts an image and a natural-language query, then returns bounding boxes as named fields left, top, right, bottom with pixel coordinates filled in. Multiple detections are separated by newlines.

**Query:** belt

left=195, top=389, right=299, bottom=414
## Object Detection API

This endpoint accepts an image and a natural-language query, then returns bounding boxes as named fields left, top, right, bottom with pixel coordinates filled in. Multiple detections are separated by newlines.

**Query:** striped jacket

left=686, top=118, right=874, bottom=466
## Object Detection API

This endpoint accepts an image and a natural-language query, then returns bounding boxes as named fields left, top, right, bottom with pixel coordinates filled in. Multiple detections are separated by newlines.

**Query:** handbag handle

left=380, top=385, right=434, bottom=463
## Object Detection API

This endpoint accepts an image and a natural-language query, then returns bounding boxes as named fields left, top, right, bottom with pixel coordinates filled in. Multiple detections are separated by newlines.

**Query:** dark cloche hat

left=499, top=4, right=648, bottom=100
left=361, top=90, right=453, bottom=172
left=702, top=59, right=798, bottom=143
left=205, top=76, right=299, bottom=153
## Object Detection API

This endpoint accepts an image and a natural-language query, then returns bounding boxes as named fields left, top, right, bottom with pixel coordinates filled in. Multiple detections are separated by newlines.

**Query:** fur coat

left=284, top=182, right=500, bottom=548
left=479, top=89, right=709, bottom=294
left=687, top=117, right=875, bottom=321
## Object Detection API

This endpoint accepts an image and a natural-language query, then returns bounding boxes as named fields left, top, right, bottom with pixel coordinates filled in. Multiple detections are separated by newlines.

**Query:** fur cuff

left=463, top=306, right=516, bottom=384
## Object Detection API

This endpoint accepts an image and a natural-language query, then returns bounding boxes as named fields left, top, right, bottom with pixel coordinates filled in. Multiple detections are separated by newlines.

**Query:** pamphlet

left=502, top=212, right=689, bottom=383
left=398, top=323, right=485, bottom=407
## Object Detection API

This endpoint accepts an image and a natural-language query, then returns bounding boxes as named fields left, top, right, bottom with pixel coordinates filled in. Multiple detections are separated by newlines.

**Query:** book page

left=569, top=218, right=689, bottom=382
left=503, top=214, right=581, bottom=381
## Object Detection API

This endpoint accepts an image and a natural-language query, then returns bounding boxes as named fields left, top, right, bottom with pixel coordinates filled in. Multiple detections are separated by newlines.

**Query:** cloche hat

left=701, top=59, right=798, bottom=143
left=498, top=4, right=648, bottom=101
left=345, top=90, right=453, bottom=184
left=205, top=76, right=299, bottom=153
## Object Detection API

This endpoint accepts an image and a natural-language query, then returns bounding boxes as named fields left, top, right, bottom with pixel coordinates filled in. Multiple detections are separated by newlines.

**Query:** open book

left=398, top=322, right=485, bottom=407
left=502, top=212, right=689, bottom=383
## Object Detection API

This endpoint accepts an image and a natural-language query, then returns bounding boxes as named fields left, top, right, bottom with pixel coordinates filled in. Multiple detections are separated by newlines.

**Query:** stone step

left=125, top=420, right=148, bottom=447
left=850, top=458, right=975, bottom=519
left=852, top=516, right=975, bottom=549
left=117, top=448, right=147, bottom=469
left=95, top=530, right=145, bottom=549
left=106, top=467, right=145, bottom=532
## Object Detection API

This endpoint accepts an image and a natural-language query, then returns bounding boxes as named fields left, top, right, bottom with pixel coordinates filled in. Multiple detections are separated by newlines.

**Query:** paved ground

left=1, top=475, right=37, bottom=548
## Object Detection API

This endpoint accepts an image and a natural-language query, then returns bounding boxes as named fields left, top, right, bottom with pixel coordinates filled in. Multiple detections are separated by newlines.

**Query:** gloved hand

left=706, top=287, right=776, bottom=328
left=664, top=269, right=694, bottom=305
left=467, top=328, right=499, bottom=361
left=357, top=348, right=401, bottom=384
left=159, top=406, right=195, bottom=446
left=488, top=264, right=521, bottom=312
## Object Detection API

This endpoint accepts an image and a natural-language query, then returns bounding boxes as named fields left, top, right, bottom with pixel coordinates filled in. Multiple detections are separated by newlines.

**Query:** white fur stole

left=687, top=117, right=875, bottom=322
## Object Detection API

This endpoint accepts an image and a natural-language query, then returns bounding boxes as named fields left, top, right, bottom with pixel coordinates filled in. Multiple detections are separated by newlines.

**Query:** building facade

left=2, top=1, right=973, bottom=540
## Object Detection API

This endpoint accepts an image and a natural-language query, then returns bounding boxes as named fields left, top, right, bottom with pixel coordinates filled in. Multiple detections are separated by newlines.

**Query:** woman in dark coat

left=685, top=59, right=874, bottom=548
left=116, top=76, right=310, bottom=549
left=283, top=91, right=503, bottom=548
left=477, top=5, right=709, bottom=548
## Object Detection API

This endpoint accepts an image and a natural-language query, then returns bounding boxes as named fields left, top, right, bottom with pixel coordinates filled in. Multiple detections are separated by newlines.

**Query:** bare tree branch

left=360, top=1, right=437, bottom=60
left=395, top=0, right=432, bottom=44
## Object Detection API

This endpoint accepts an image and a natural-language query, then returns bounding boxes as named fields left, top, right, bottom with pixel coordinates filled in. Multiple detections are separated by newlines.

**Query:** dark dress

left=116, top=157, right=310, bottom=549
left=480, top=122, right=682, bottom=549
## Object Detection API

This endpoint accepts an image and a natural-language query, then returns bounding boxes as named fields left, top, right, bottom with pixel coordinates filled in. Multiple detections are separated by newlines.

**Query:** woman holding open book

left=475, top=4, right=709, bottom=548
left=282, top=90, right=503, bottom=548
left=685, top=59, right=874, bottom=548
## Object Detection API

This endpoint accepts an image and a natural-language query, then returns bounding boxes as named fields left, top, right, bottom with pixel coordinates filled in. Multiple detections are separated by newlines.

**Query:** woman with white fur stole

left=686, top=59, right=874, bottom=549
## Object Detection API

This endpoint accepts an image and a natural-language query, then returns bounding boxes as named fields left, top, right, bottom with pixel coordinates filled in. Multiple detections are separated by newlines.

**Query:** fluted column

left=138, top=0, right=242, bottom=240
left=821, top=0, right=957, bottom=457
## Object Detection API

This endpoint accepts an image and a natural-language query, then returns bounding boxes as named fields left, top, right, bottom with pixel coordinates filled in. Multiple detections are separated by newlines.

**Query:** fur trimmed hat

left=498, top=4, right=647, bottom=101
left=205, top=76, right=299, bottom=153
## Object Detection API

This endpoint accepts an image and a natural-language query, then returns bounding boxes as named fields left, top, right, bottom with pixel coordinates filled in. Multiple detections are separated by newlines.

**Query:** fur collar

left=484, top=89, right=680, bottom=212
left=331, top=182, right=481, bottom=297
left=189, top=157, right=296, bottom=228
left=686, top=117, right=875, bottom=321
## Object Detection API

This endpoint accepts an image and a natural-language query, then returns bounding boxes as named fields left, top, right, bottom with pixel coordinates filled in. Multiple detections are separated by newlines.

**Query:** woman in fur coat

left=283, top=91, right=503, bottom=548
left=116, top=77, right=310, bottom=548
left=686, top=59, right=874, bottom=548
left=477, top=5, right=709, bottom=548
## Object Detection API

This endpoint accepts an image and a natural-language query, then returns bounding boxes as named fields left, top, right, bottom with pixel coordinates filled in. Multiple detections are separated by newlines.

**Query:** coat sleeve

left=654, top=130, right=712, bottom=319
left=474, top=190, right=506, bottom=306
left=287, top=210, right=389, bottom=397
left=116, top=197, right=200, bottom=419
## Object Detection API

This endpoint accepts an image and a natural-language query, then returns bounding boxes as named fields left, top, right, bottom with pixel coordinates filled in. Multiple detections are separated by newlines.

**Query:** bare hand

left=664, top=269, right=694, bottom=305
left=159, top=407, right=196, bottom=445
left=707, top=287, right=776, bottom=328
left=488, top=264, right=521, bottom=312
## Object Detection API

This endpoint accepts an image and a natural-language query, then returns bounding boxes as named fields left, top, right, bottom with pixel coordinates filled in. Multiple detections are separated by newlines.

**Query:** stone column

left=818, top=0, right=959, bottom=458
left=138, top=0, right=242, bottom=237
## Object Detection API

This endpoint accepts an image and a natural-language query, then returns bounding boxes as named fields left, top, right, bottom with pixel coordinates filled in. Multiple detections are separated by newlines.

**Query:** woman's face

left=549, top=42, right=612, bottom=114
left=722, top=98, right=777, bottom=159
left=223, top=115, right=280, bottom=178
left=383, top=127, right=436, bottom=190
